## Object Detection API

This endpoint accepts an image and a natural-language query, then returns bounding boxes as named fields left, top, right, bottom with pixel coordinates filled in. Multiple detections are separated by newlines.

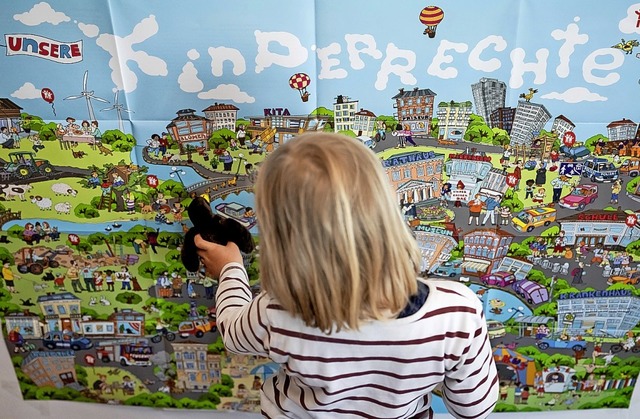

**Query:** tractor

left=17, top=248, right=60, bottom=275
left=0, top=151, right=54, bottom=180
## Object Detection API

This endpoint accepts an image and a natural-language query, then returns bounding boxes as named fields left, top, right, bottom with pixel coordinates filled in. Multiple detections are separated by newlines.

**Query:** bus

left=512, top=280, right=549, bottom=305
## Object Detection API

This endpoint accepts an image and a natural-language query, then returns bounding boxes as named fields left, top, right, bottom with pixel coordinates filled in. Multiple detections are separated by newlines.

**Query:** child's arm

left=215, top=262, right=270, bottom=356
left=441, top=299, right=499, bottom=419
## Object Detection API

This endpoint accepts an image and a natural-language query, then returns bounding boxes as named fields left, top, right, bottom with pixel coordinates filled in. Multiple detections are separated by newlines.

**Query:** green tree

left=0, top=247, right=15, bottom=265
left=74, top=203, right=101, bottom=219
left=199, top=391, right=220, bottom=405
left=208, top=128, right=235, bottom=150
left=500, top=189, right=524, bottom=212
left=430, top=117, right=439, bottom=136
left=115, top=292, right=143, bottom=305
left=492, top=127, right=510, bottom=146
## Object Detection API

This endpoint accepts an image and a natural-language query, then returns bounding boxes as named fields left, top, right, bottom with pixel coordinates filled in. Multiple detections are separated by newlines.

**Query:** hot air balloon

left=289, top=73, right=311, bottom=102
left=419, top=6, right=444, bottom=38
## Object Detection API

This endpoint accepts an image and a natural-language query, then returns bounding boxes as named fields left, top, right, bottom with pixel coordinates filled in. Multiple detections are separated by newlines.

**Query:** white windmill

left=101, top=90, right=133, bottom=133
left=64, top=70, right=109, bottom=121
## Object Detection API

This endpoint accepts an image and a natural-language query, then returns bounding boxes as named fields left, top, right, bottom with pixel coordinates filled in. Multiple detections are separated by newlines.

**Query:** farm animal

left=0, top=184, right=33, bottom=201
left=181, top=196, right=255, bottom=272
left=89, top=297, right=97, bottom=306
left=612, top=39, right=639, bottom=54
left=51, top=182, right=78, bottom=196
left=519, top=88, right=538, bottom=102
left=54, top=202, right=72, bottom=214
left=100, top=295, right=111, bottom=306
left=71, top=150, right=87, bottom=158
left=227, top=176, right=237, bottom=187
left=138, top=202, right=153, bottom=213
left=96, top=142, right=114, bottom=156
left=42, top=272, right=55, bottom=281
left=33, top=283, right=49, bottom=292
left=167, top=154, right=181, bottom=163
left=30, top=195, right=52, bottom=210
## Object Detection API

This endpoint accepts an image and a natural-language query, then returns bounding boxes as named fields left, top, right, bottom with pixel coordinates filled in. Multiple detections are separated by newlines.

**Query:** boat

left=214, top=202, right=257, bottom=229
left=104, top=226, right=112, bottom=232
left=112, top=222, right=122, bottom=228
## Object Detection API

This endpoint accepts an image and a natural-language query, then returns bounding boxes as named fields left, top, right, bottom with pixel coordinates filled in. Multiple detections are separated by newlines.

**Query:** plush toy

left=181, top=196, right=255, bottom=272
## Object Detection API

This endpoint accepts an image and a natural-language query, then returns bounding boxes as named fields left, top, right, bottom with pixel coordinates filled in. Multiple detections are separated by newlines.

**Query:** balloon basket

left=301, top=92, right=310, bottom=102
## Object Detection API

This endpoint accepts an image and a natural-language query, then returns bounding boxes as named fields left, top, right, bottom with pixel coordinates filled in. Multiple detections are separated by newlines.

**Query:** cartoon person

left=88, top=171, right=101, bottom=188
left=8, top=327, right=25, bottom=352
left=489, top=298, right=505, bottom=315
left=90, top=120, right=102, bottom=140
left=2, top=262, right=20, bottom=293
left=111, top=172, right=125, bottom=187
left=532, top=187, right=546, bottom=204
left=147, top=134, right=160, bottom=157
left=124, top=189, right=136, bottom=215
left=220, top=149, right=234, bottom=170
left=81, top=120, right=91, bottom=134
left=467, top=194, right=484, bottom=226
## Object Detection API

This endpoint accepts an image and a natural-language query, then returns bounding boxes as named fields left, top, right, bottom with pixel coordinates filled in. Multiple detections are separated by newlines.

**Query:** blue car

left=433, top=260, right=463, bottom=278
left=536, top=335, right=587, bottom=351
left=43, top=331, right=93, bottom=351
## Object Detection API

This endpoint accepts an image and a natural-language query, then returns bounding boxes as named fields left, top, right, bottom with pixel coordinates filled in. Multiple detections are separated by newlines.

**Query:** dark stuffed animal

left=181, top=196, right=255, bottom=272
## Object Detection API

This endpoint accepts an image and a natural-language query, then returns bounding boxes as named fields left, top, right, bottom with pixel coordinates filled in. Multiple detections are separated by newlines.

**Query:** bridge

left=141, top=148, right=253, bottom=195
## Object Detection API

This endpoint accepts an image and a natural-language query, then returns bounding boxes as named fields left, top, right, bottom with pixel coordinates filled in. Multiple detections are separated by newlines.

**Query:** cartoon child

left=124, top=189, right=136, bottom=215
left=489, top=298, right=505, bottom=315
left=88, top=171, right=101, bottom=188
left=171, top=202, right=184, bottom=222
left=8, top=327, right=25, bottom=352
left=524, top=179, right=535, bottom=200
left=532, top=187, right=546, bottom=204
left=81, top=120, right=91, bottom=134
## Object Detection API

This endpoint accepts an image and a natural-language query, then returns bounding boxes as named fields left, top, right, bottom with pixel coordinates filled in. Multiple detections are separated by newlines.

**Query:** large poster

left=1, top=0, right=640, bottom=414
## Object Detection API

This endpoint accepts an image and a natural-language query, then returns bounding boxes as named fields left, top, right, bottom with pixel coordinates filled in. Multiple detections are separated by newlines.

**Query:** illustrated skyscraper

left=471, top=78, right=506, bottom=126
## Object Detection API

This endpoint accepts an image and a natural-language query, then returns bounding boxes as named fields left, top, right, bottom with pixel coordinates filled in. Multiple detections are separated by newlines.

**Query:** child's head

left=255, top=132, right=421, bottom=333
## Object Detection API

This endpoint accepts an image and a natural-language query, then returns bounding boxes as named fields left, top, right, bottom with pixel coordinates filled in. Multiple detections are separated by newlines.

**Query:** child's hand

left=194, top=234, right=243, bottom=278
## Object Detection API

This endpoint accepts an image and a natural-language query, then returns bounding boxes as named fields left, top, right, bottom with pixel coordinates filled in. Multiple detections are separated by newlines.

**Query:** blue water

left=468, top=284, right=533, bottom=322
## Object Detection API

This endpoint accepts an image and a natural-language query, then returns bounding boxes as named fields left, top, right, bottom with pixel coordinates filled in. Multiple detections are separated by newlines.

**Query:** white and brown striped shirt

left=216, top=263, right=499, bottom=419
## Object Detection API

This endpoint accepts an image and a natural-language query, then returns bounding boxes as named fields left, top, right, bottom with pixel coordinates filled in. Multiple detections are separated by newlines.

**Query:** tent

left=492, top=345, right=537, bottom=386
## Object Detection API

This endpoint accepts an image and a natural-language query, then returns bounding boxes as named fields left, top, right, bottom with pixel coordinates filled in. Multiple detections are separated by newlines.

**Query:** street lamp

left=235, top=153, right=246, bottom=178
left=170, top=166, right=186, bottom=187
left=507, top=306, right=525, bottom=322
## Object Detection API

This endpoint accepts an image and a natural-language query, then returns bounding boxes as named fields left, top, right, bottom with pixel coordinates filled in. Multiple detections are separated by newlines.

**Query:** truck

left=178, top=317, right=217, bottom=338
left=95, top=338, right=153, bottom=366
left=0, top=151, right=54, bottom=181
left=512, top=279, right=549, bottom=305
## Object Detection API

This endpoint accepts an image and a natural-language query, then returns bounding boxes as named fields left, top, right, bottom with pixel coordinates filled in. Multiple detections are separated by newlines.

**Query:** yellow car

left=511, top=207, right=556, bottom=233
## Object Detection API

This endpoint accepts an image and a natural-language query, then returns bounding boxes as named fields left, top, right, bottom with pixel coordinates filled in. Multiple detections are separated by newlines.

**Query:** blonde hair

left=255, top=132, right=421, bottom=333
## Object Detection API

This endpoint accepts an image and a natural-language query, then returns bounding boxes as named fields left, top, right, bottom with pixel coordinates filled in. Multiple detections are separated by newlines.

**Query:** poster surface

left=1, top=0, right=640, bottom=414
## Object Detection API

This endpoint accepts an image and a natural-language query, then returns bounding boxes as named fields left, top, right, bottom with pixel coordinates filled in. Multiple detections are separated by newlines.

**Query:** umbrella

left=250, top=362, right=280, bottom=380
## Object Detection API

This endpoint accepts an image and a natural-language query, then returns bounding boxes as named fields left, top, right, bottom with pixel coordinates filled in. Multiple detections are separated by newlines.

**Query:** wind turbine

left=101, top=90, right=133, bottom=133
left=64, top=70, right=110, bottom=121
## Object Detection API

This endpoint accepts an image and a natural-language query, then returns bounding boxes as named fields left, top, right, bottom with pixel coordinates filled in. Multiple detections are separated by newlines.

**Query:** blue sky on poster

left=1, top=0, right=639, bottom=140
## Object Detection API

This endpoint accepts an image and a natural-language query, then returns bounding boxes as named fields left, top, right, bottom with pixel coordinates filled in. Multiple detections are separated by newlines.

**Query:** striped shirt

left=216, top=263, right=499, bottom=419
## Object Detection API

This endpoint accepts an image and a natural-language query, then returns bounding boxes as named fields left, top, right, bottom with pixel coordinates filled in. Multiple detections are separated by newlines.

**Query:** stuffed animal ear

left=221, top=217, right=255, bottom=254
left=181, top=228, right=201, bottom=272
left=187, top=197, right=215, bottom=227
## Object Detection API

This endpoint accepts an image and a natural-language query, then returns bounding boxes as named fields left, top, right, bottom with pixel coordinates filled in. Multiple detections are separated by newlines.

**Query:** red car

left=559, top=184, right=598, bottom=210
left=481, top=271, right=517, bottom=287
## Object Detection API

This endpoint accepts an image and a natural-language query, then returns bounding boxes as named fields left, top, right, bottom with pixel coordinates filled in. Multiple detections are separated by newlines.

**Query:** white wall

left=0, top=339, right=638, bottom=419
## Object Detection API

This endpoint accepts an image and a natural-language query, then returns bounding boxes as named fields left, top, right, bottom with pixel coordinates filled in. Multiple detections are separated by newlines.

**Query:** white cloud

left=187, top=49, right=200, bottom=60
left=11, top=82, right=41, bottom=99
left=197, top=84, right=255, bottom=103
left=208, top=46, right=246, bottom=76
left=13, top=2, right=70, bottom=26
left=540, top=87, right=607, bottom=103
left=78, top=22, right=100, bottom=38
left=178, top=62, right=204, bottom=93
left=619, top=3, right=640, bottom=34
left=95, top=15, right=168, bottom=93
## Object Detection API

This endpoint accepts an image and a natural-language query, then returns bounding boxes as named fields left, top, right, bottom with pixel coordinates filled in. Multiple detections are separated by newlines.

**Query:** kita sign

left=5, top=34, right=83, bottom=63
left=559, top=162, right=583, bottom=176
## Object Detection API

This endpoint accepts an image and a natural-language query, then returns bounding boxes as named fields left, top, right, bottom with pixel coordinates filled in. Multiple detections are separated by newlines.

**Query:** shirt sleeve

left=215, top=262, right=271, bottom=357
left=441, top=296, right=499, bottom=419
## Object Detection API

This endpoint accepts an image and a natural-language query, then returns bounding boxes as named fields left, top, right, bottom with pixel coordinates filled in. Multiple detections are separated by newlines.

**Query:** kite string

left=51, top=103, right=57, bottom=116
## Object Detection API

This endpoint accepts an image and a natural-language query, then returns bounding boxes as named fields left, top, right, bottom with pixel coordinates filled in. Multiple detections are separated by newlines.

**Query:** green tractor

left=1, top=151, right=54, bottom=179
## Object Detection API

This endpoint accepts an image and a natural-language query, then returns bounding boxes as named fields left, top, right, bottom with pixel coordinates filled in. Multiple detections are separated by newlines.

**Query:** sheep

left=51, top=182, right=78, bottom=197
left=30, top=195, right=52, bottom=210
left=54, top=202, right=72, bottom=214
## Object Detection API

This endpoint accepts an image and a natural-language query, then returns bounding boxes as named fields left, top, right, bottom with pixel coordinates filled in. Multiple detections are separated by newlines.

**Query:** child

left=195, top=132, right=498, bottom=418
